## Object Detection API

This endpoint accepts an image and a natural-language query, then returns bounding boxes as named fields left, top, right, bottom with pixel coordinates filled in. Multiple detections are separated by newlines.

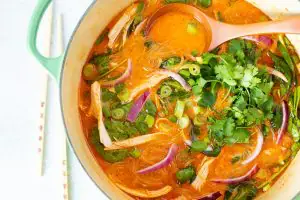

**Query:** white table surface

left=0, top=0, right=108, bottom=199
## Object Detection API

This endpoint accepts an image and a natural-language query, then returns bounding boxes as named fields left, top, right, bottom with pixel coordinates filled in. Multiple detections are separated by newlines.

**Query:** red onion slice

left=242, top=35, right=273, bottom=47
left=137, top=144, right=178, bottom=174
left=127, top=90, right=151, bottom=122
left=134, top=18, right=147, bottom=35
left=242, top=129, right=264, bottom=165
left=276, top=101, right=289, bottom=144
left=266, top=66, right=288, bottom=83
left=211, top=164, right=259, bottom=184
left=158, top=70, right=191, bottom=91
left=198, top=191, right=222, bottom=200
left=101, top=59, right=132, bottom=87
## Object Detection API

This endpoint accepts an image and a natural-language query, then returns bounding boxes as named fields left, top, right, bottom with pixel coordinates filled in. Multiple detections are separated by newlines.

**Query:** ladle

left=144, top=3, right=300, bottom=51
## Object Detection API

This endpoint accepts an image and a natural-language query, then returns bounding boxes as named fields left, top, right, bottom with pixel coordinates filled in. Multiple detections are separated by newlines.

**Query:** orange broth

left=79, top=0, right=296, bottom=199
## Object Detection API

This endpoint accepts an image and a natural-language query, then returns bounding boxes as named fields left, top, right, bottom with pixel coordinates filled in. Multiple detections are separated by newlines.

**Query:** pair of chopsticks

left=37, top=4, right=69, bottom=200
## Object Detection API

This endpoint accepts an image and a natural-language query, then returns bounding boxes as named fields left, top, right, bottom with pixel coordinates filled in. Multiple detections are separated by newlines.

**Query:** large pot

left=28, top=0, right=300, bottom=199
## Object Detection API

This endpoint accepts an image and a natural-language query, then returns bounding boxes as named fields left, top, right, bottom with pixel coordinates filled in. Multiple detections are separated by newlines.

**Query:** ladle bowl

left=145, top=3, right=300, bottom=51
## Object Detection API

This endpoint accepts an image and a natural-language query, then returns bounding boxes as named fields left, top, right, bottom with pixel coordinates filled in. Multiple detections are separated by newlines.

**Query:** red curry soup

left=79, top=0, right=300, bottom=199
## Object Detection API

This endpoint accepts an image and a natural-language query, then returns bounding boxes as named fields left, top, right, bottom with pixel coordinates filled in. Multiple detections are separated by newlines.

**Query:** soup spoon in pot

left=144, top=3, right=300, bottom=51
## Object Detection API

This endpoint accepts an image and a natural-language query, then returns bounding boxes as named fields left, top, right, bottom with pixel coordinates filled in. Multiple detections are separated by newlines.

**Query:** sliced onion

left=90, top=82, right=112, bottom=147
left=158, top=70, right=191, bottom=91
left=122, top=18, right=134, bottom=46
left=276, top=101, right=289, bottom=144
left=127, top=90, right=151, bottom=122
left=104, top=132, right=167, bottom=150
left=265, top=66, right=288, bottom=83
left=101, top=59, right=132, bottom=87
left=137, top=144, right=178, bottom=174
left=192, top=157, right=215, bottom=191
left=134, top=18, right=148, bottom=35
left=242, top=129, right=264, bottom=165
left=186, top=54, right=197, bottom=62
left=115, top=183, right=172, bottom=198
left=242, top=35, right=273, bottom=47
left=211, top=164, right=259, bottom=184
left=108, top=4, right=137, bottom=48
left=128, top=70, right=191, bottom=101
left=198, top=191, right=222, bottom=200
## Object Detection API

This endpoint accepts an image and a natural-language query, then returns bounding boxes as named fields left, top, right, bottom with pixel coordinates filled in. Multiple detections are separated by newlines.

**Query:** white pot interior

left=60, top=0, right=300, bottom=199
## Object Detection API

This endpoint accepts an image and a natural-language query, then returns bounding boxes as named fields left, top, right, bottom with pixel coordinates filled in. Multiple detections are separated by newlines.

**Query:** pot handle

left=28, top=0, right=63, bottom=81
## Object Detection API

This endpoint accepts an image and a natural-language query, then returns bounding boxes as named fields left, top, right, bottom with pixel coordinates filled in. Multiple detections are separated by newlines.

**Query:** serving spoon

left=144, top=3, right=300, bottom=51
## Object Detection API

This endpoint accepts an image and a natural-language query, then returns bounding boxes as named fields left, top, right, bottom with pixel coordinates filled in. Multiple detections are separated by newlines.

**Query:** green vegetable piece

left=102, top=106, right=111, bottom=118
left=144, top=40, right=153, bottom=48
left=225, top=129, right=250, bottom=144
left=262, top=124, right=269, bottom=137
left=111, top=108, right=125, bottom=120
left=176, top=166, right=196, bottom=184
left=231, top=155, right=241, bottom=164
left=102, top=89, right=117, bottom=102
left=188, top=64, right=201, bottom=76
left=188, top=79, right=196, bottom=86
left=291, top=143, right=300, bottom=157
left=175, top=100, right=186, bottom=118
left=83, top=63, right=98, bottom=80
left=203, top=145, right=221, bottom=157
left=145, top=100, right=157, bottom=116
left=192, top=85, right=202, bottom=95
left=95, top=29, right=109, bottom=45
left=191, top=140, right=208, bottom=152
left=198, top=91, right=216, bottom=107
left=215, top=11, right=223, bottom=22
left=224, top=118, right=235, bottom=137
left=160, top=85, right=173, bottom=98
left=178, top=115, right=190, bottom=129
left=293, top=86, right=300, bottom=116
left=136, top=122, right=149, bottom=134
left=130, top=148, right=141, bottom=158
left=136, top=2, right=145, bottom=13
left=191, top=50, right=199, bottom=57
left=90, top=53, right=110, bottom=68
left=117, top=88, right=130, bottom=102
left=193, top=114, right=204, bottom=126
left=278, top=42, right=294, bottom=72
left=187, top=22, right=198, bottom=35
left=145, top=114, right=155, bottom=128
left=115, top=83, right=125, bottom=94
left=224, top=183, right=257, bottom=200
left=198, top=0, right=211, bottom=8
left=179, top=69, right=191, bottom=78
left=161, top=56, right=181, bottom=69
left=169, top=115, right=178, bottom=123
left=90, top=128, right=128, bottom=163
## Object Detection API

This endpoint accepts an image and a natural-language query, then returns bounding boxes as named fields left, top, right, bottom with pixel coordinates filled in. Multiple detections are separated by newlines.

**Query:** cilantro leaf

left=215, top=64, right=237, bottom=86
left=224, top=129, right=250, bottom=144
left=240, top=64, right=261, bottom=88
left=198, top=91, right=216, bottom=107
left=224, top=118, right=235, bottom=137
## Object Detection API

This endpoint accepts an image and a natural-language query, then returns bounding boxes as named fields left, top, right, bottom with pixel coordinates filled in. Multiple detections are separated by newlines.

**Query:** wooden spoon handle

left=209, top=16, right=300, bottom=50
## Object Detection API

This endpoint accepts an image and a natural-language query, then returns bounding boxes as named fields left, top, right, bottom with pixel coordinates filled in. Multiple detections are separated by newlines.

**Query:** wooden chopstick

left=57, top=13, right=70, bottom=200
left=38, top=2, right=53, bottom=176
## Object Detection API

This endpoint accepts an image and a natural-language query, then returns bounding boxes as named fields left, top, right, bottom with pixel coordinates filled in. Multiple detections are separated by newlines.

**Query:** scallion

left=145, top=114, right=155, bottom=128
left=178, top=115, right=190, bottom=129
left=112, top=108, right=125, bottom=120
left=174, top=100, right=185, bottom=118
left=160, top=85, right=173, bottom=98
